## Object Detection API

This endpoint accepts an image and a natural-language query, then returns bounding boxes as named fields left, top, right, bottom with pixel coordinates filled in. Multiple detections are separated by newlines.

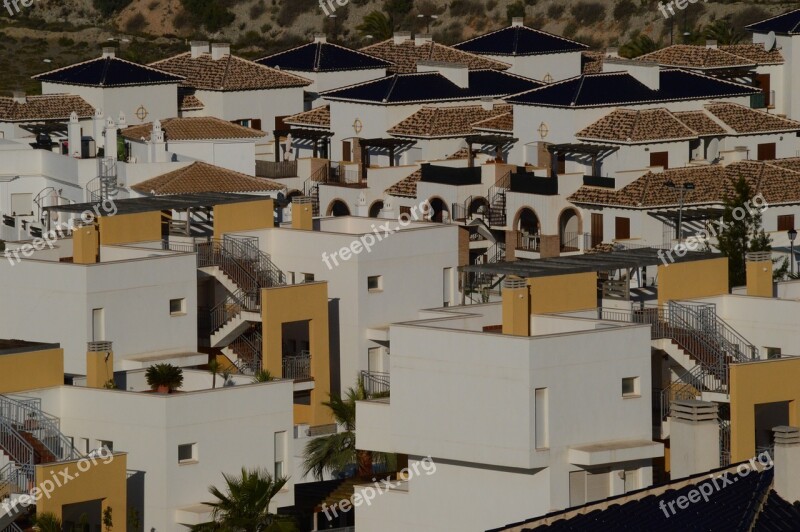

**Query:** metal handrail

left=2, top=523, right=25, bottom=532
left=282, top=352, right=311, bottom=380
left=0, top=463, right=34, bottom=499
left=0, top=419, right=33, bottom=469
left=210, top=289, right=255, bottom=333
left=487, top=171, right=511, bottom=226
left=361, top=370, right=390, bottom=397
left=0, top=395, right=78, bottom=462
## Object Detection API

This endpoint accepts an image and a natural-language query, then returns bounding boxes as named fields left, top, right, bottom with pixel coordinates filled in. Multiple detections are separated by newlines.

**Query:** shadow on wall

left=328, top=298, right=341, bottom=396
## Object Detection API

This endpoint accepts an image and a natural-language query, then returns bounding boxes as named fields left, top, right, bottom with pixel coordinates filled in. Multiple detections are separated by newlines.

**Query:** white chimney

left=511, top=17, right=524, bottom=27
left=93, top=109, right=105, bottom=150
left=415, top=34, right=432, bottom=46
left=774, top=426, right=800, bottom=503
left=211, top=43, right=231, bottom=61
left=706, top=39, right=718, bottom=49
left=104, top=116, right=118, bottom=161
left=393, top=31, right=411, bottom=45
left=102, top=47, right=115, bottom=59
left=314, top=34, right=327, bottom=44
left=68, top=111, right=81, bottom=159
left=480, top=98, right=494, bottom=111
left=606, top=47, right=619, bottom=58
left=417, top=61, right=469, bottom=88
left=118, top=111, right=127, bottom=129
left=151, top=120, right=166, bottom=163
left=190, top=41, right=209, bottom=59
left=669, top=400, right=720, bottom=479
left=11, top=91, right=25, bottom=104
left=603, top=58, right=660, bottom=90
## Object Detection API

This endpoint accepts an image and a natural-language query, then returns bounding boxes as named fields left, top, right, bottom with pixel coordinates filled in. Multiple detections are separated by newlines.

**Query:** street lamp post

left=665, top=180, right=695, bottom=242
left=789, top=228, right=797, bottom=276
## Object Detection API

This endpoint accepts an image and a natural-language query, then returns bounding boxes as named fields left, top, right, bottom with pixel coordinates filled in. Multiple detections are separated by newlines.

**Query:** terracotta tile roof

left=0, top=94, right=95, bottom=122
left=178, top=93, right=204, bottom=111
left=672, top=110, right=728, bottom=136
left=582, top=50, right=605, bottom=74
left=719, top=44, right=784, bottom=65
left=704, top=102, right=800, bottom=134
left=446, top=147, right=472, bottom=159
left=150, top=52, right=311, bottom=91
left=636, top=45, right=756, bottom=69
left=360, top=38, right=510, bottom=73
left=568, top=159, right=800, bottom=208
left=472, top=111, right=513, bottom=133
left=576, top=108, right=698, bottom=143
left=132, top=161, right=284, bottom=195
left=285, top=106, right=330, bottom=128
left=385, top=168, right=422, bottom=198
left=122, top=117, right=266, bottom=142
left=388, top=104, right=512, bottom=138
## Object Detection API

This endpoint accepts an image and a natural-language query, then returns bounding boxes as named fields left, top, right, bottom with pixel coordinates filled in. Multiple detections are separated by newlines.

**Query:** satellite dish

left=765, top=31, right=776, bottom=52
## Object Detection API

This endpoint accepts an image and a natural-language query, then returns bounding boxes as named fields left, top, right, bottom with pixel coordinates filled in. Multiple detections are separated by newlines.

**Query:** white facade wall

left=483, top=52, right=583, bottom=81
left=287, top=69, right=387, bottom=107
left=26, top=382, right=294, bottom=532
left=194, top=87, right=305, bottom=136
left=0, top=252, right=197, bottom=374
left=41, top=82, right=179, bottom=125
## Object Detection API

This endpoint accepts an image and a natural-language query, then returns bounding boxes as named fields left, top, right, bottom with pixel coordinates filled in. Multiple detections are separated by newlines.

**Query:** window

left=649, top=151, right=669, bottom=169
left=757, top=143, right=776, bottom=161
left=98, top=440, right=113, bottom=452
left=767, top=347, right=782, bottom=359
left=170, top=298, right=186, bottom=316
left=10, top=193, right=32, bottom=216
left=622, top=377, right=640, bottom=397
left=778, top=215, right=795, bottom=232
left=368, top=275, right=383, bottom=292
left=614, top=217, right=630, bottom=240
left=535, top=388, right=549, bottom=449
left=92, top=308, right=105, bottom=342
left=78, top=437, right=89, bottom=454
left=274, top=431, right=287, bottom=478
left=178, top=443, right=198, bottom=463
left=303, top=273, right=315, bottom=283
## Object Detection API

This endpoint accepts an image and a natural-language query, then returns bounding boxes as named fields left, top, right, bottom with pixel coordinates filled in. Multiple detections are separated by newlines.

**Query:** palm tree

left=357, top=11, right=393, bottom=40
left=619, top=34, right=658, bottom=58
left=302, top=378, right=395, bottom=480
left=145, top=363, right=184, bottom=393
left=253, top=369, right=275, bottom=383
left=704, top=19, right=744, bottom=45
left=187, top=468, right=296, bottom=532
left=208, top=359, right=221, bottom=389
left=34, top=512, right=63, bottom=532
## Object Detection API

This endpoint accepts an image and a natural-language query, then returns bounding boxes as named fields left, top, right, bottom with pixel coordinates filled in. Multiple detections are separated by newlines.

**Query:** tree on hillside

left=357, top=11, right=394, bottom=41
left=619, top=34, right=658, bottom=58
left=710, top=176, right=771, bottom=288
left=704, top=20, right=744, bottom=45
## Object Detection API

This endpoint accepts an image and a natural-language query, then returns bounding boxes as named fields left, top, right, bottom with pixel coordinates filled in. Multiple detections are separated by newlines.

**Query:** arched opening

left=286, top=189, right=303, bottom=201
left=327, top=200, right=350, bottom=217
left=514, top=207, right=540, bottom=251
left=368, top=201, right=384, bottom=218
left=468, top=197, right=488, bottom=218
left=428, top=197, right=449, bottom=223
left=559, top=208, right=581, bottom=252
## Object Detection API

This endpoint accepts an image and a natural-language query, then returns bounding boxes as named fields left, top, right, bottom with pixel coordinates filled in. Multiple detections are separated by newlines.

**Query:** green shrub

left=570, top=2, right=606, bottom=25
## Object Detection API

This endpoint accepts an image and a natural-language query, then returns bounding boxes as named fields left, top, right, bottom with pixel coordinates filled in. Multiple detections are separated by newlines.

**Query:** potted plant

left=145, top=363, right=183, bottom=394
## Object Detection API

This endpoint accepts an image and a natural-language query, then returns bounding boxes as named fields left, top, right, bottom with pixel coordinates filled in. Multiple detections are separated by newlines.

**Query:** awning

left=568, top=439, right=664, bottom=466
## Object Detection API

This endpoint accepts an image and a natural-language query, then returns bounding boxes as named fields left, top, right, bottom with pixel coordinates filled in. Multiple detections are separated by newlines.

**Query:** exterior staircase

left=86, top=157, right=120, bottom=202
left=0, top=395, right=78, bottom=529
left=487, top=172, right=511, bottom=227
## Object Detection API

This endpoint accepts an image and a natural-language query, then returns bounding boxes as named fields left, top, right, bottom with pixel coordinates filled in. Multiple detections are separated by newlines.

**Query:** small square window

left=622, top=377, right=640, bottom=398
left=170, top=298, right=186, bottom=316
left=368, top=275, right=383, bottom=292
left=303, top=273, right=315, bottom=283
left=767, top=347, right=782, bottom=359
left=98, top=440, right=113, bottom=452
left=178, top=443, right=197, bottom=463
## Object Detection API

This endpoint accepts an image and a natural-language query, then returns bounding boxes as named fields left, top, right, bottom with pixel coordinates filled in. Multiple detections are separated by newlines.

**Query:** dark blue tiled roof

left=454, top=25, right=588, bottom=56
left=746, top=9, right=800, bottom=35
left=490, top=464, right=779, bottom=532
left=321, top=70, right=543, bottom=104
left=507, top=69, right=758, bottom=108
left=257, top=41, right=392, bottom=72
left=753, top=490, right=800, bottom=531
left=34, top=56, right=183, bottom=87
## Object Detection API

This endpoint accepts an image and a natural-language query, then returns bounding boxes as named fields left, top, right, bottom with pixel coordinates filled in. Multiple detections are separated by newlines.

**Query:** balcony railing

left=361, top=370, right=390, bottom=397
left=560, top=231, right=580, bottom=252
left=516, top=231, right=540, bottom=252
left=256, top=160, right=298, bottom=179
left=283, top=351, right=311, bottom=380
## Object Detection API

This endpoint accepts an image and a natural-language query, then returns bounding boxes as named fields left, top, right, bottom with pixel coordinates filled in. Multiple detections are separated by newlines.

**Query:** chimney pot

left=102, top=47, right=115, bottom=59
left=314, top=34, right=327, bottom=44
left=393, top=31, right=411, bottom=45
left=415, top=34, right=432, bottom=46
left=706, top=39, right=718, bottom=49
left=190, top=40, right=209, bottom=59
left=11, top=91, right=26, bottom=104
left=774, top=426, right=800, bottom=503
left=511, top=17, right=524, bottom=27
left=211, top=42, right=231, bottom=61
left=669, top=400, right=720, bottom=479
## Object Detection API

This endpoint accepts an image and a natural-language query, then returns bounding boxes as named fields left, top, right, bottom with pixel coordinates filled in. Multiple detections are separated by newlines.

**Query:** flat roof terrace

left=0, top=339, right=60, bottom=355
left=43, top=192, right=267, bottom=216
